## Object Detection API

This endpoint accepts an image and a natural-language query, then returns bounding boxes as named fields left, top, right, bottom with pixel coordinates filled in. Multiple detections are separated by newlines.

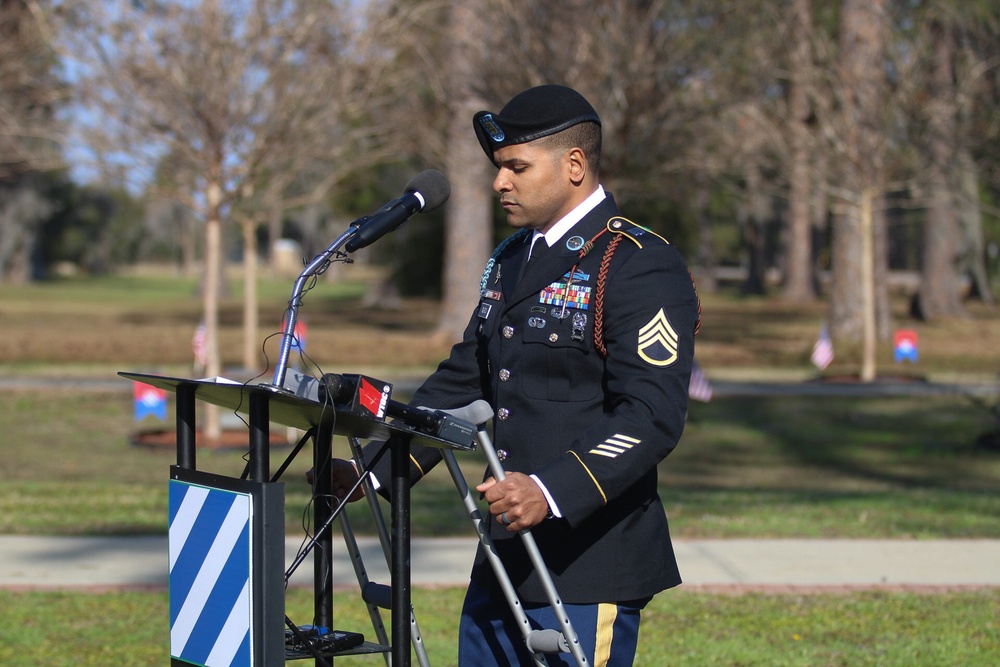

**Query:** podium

left=121, top=371, right=476, bottom=666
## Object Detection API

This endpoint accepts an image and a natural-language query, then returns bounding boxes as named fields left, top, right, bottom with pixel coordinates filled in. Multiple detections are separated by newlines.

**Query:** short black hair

left=533, top=121, right=602, bottom=175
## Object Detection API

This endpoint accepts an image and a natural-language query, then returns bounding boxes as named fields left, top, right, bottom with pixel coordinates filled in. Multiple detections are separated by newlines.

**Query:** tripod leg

left=349, top=437, right=431, bottom=667
left=336, top=508, right=390, bottom=665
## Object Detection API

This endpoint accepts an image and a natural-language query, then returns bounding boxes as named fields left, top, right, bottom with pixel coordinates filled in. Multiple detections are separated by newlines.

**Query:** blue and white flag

left=133, top=382, right=167, bottom=421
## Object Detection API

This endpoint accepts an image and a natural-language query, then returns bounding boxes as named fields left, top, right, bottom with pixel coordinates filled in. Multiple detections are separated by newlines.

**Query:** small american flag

left=688, top=359, right=713, bottom=402
left=811, top=323, right=834, bottom=370
left=192, top=323, right=207, bottom=372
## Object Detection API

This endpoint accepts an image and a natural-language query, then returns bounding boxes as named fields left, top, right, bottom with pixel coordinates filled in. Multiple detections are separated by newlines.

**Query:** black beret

left=473, top=85, right=601, bottom=165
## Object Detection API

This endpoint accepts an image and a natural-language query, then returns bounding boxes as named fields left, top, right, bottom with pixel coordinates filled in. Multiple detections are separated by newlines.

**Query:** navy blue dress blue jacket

left=373, top=193, right=699, bottom=604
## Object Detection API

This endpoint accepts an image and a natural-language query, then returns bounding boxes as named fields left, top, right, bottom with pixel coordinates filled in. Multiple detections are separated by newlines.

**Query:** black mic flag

left=344, top=170, right=450, bottom=252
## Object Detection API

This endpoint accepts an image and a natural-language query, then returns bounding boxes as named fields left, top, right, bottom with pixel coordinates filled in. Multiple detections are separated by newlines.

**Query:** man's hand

left=306, top=458, right=365, bottom=503
left=476, top=472, right=549, bottom=532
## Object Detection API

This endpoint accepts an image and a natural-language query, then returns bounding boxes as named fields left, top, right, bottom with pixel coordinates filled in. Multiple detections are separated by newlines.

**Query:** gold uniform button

left=497, top=408, right=510, bottom=420
left=503, top=326, right=515, bottom=339
left=496, top=449, right=508, bottom=461
left=499, top=369, right=511, bottom=382
left=549, top=333, right=559, bottom=343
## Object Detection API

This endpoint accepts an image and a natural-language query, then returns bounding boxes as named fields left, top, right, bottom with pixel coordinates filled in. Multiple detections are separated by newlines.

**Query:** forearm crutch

left=436, top=401, right=588, bottom=667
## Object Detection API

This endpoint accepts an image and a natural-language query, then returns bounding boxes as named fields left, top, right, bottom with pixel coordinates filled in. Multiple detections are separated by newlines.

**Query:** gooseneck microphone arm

left=268, top=169, right=450, bottom=390
left=269, top=227, right=357, bottom=390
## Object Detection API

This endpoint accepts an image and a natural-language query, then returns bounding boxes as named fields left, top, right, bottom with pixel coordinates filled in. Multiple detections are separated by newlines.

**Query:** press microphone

left=344, top=169, right=450, bottom=253
left=319, top=372, right=440, bottom=431
left=316, top=372, right=475, bottom=447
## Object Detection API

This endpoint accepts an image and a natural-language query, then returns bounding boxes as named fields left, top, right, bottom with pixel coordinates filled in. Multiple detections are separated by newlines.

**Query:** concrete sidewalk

left=2, top=535, right=998, bottom=590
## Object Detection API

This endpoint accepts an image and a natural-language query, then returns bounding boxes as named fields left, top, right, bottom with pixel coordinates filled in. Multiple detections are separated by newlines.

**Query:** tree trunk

left=860, top=189, right=876, bottom=381
left=830, top=0, right=888, bottom=382
left=873, top=193, right=892, bottom=340
left=783, top=0, right=816, bottom=303
left=693, top=174, right=717, bottom=293
left=957, top=149, right=993, bottom=306
left=830, top=201, right=864, bottom=342
left=740, top=162, right=769, bottom=296
left=810, top=150, right=830, bottom=296
left=242, top=218, right=259, bottom=373
left=203, top=180, right=223, bottom=441
left=918, top=20, right=965, bottom=320
left=436, top=1, right=492, bottom=343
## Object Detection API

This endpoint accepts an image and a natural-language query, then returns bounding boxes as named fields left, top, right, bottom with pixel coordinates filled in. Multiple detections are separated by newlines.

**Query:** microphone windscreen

left=405, top=169, right=450, bottom=213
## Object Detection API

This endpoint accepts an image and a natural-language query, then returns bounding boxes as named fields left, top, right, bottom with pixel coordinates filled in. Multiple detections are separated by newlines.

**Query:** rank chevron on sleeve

left=637, top=308, right=680, bottom=367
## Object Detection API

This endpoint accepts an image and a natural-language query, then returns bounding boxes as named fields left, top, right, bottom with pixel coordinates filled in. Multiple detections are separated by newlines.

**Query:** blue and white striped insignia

left=169, top=480, right=253, bottom=667
left=588, top=434, right=641, bottom=458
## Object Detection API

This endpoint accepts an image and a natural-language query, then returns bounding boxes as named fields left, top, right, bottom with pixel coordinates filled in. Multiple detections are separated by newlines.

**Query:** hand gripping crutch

left=436, top=401, right=589, bottom=667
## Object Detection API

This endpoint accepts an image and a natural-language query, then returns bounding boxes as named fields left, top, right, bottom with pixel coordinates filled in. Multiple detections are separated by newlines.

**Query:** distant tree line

left=2, top=0, right=999, bottom=383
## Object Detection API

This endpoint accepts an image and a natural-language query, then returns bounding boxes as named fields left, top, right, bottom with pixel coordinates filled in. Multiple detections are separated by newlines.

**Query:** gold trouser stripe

left=593, top=602, right=618, bottom=667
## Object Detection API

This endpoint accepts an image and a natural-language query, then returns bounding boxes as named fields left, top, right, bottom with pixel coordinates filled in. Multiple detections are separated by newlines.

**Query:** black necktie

left=528, top=239, right=549, bottom=263
left=517, top=238, right=548, bottom=286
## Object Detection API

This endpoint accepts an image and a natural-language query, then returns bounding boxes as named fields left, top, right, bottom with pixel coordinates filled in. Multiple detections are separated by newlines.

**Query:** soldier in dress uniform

left=327, top=84, right=700, bottom=666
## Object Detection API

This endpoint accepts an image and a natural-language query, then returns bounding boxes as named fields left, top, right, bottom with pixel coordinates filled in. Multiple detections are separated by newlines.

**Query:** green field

left=1, top=274, right=999, bottom=665
left=1, top=587, right=997, bottom=666
left=1, top=389, right=999, bottom=539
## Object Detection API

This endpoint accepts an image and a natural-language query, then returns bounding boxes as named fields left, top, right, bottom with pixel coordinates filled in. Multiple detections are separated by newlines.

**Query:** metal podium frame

left=120, top=371, right=475, bottom=667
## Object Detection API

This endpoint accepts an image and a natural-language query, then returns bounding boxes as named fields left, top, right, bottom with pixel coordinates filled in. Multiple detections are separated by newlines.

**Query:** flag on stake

left=688, top=359, right=713, bottom=402
left=133, top=382, right=167, bottom=421
left=811, top=323, right=834, bottom=370
left=192, top=323, right=207, bottom=373
left=894, top=329, right=918, bottom=363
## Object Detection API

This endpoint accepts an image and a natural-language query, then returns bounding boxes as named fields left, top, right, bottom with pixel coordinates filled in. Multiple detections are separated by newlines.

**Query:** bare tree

left=909, top=2, right=1000, bottom=316
left=0, top=0, right=65, bottom=283
left=783, top=0, right=819, bottom=303
left=0, top=0, right=63, bottom=180
left=50, top=0, right=408, bottom=438
left=819, top=0, right=891, bottom=381
left=433, top=1, right=494, bottom=343
left=918, top=16, right=967, bottom=319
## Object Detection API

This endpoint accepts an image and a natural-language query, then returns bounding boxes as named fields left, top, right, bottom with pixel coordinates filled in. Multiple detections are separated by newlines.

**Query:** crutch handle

left=525, top=629, right=570, bottom=654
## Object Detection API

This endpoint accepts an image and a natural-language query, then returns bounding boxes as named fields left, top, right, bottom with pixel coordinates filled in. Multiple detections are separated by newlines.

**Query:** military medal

left=572, top=312, right=587, bottom=341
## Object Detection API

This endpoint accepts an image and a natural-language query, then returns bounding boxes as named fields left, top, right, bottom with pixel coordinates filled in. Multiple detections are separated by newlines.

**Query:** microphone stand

left=267, top=224, right=365, bottom=390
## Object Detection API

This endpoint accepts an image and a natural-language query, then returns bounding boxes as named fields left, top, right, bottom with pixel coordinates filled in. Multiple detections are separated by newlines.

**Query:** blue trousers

left=458, top=579, right=645, bottom=666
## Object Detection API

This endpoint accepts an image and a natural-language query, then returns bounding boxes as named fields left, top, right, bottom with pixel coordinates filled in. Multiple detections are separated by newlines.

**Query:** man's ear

left=565, top=146, right=588, bottom=186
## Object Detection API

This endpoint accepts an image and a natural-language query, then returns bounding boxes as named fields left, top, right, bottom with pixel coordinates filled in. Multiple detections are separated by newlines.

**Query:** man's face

left=492, top=142, right=575, bottom=234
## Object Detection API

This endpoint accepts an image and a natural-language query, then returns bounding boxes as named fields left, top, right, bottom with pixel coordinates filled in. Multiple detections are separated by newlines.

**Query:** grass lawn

left=1, top=587, right=997, bottom=666
left=1, top=388, right=998, bottom=538
left=2, top=273, right=1000, bottom=665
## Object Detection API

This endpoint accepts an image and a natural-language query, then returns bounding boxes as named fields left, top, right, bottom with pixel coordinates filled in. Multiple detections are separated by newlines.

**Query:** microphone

left=317, top=372, right=476, bottom=448
left=319, top=372, right=440, bottom=431
left=344, top=169, right=450, bottom=252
